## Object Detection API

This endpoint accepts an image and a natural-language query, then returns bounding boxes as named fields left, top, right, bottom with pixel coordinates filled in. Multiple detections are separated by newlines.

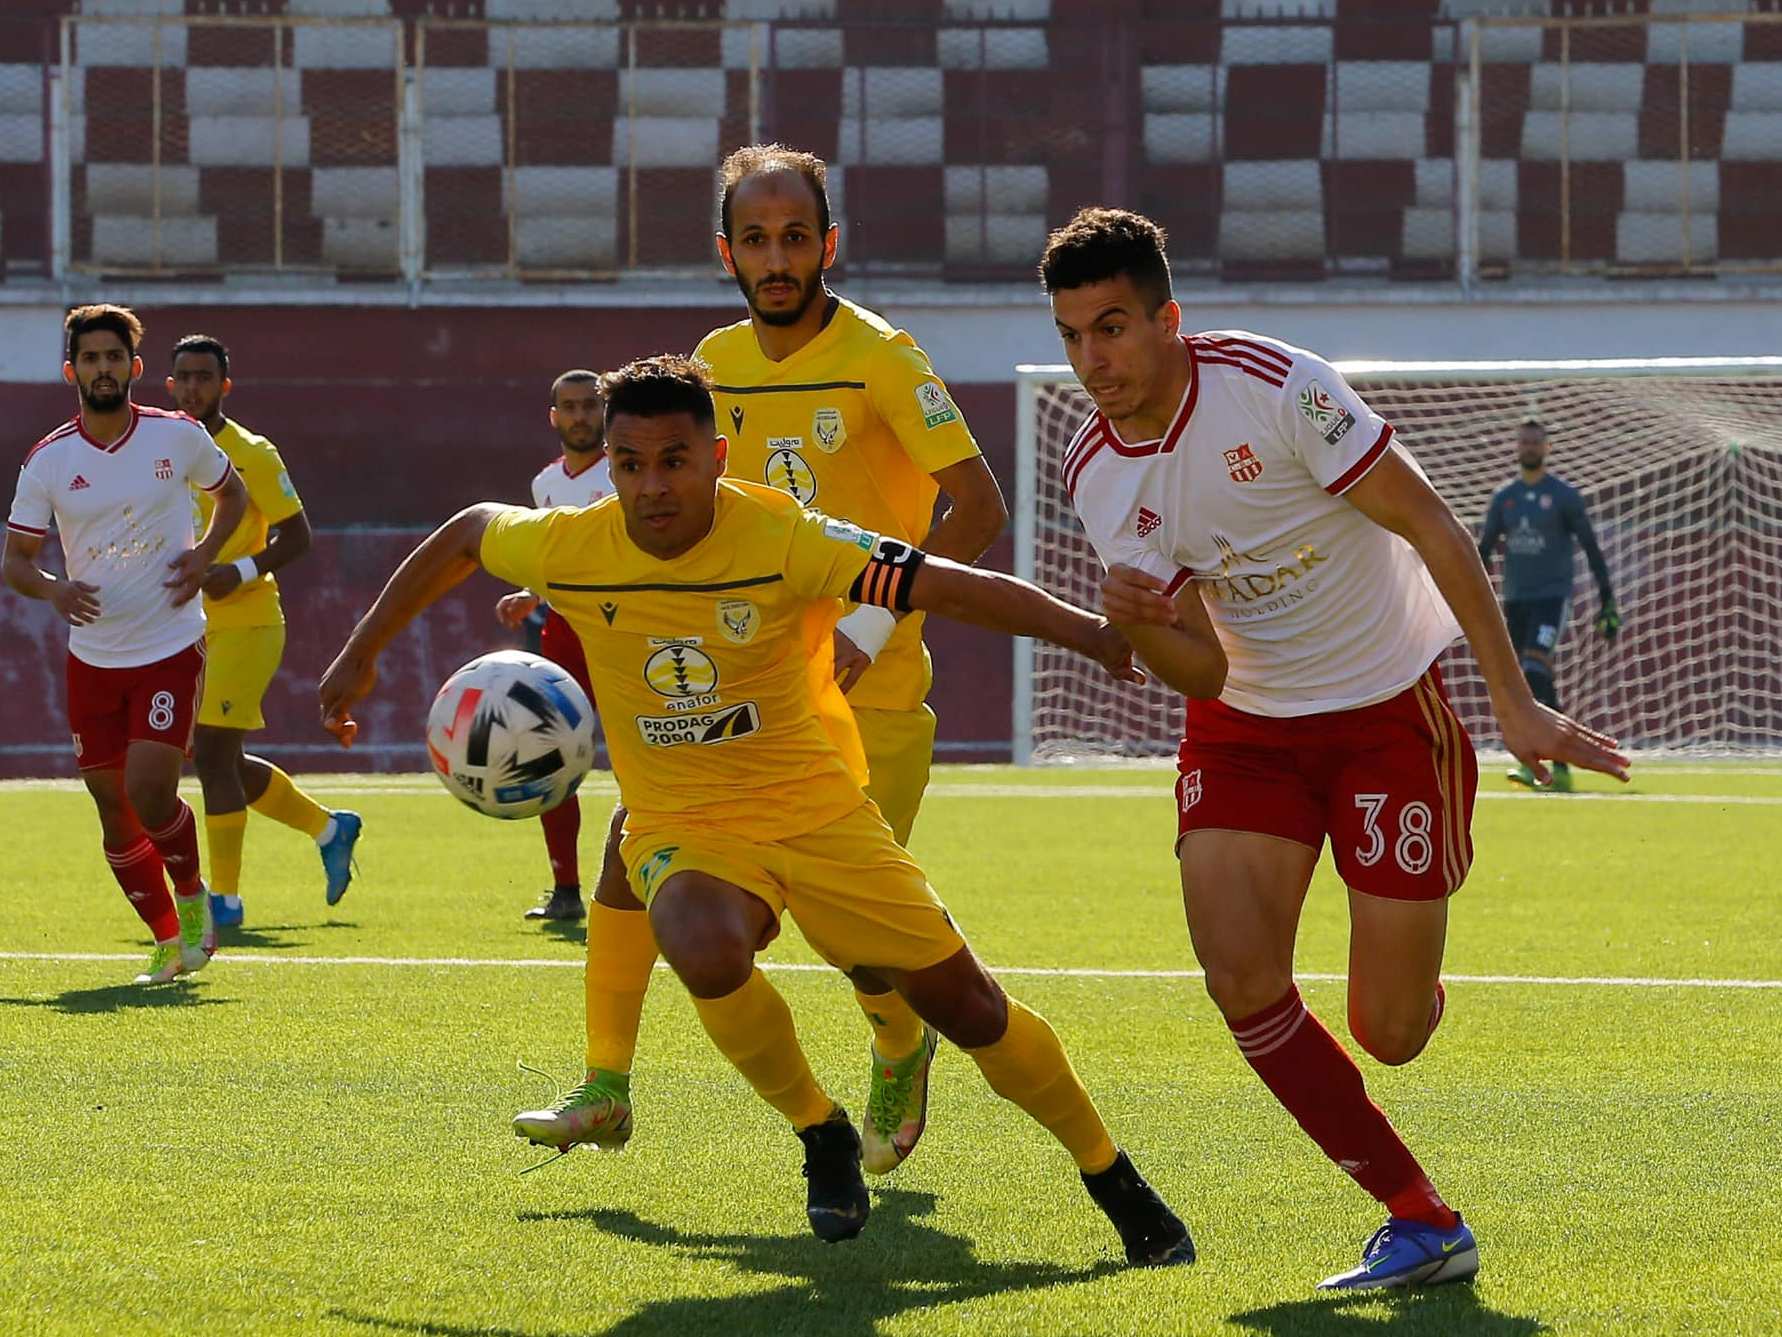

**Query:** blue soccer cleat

left=1317, top=1215, right=1478, bottom=1291
left=209, top=893, right=244, bottom=929
left=320, top=810, right=363, bottom=906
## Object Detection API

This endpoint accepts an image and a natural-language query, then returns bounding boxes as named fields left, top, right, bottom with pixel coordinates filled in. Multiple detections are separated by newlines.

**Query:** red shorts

left=539, top=608, right=593, bottom=701
left=65, top=640, right=206, bottom=772
left=1175, top=663, right=1478, bottom=901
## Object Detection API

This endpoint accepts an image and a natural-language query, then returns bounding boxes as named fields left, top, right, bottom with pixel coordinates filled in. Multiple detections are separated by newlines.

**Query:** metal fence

left=5, top=10, right=1778, bottom=287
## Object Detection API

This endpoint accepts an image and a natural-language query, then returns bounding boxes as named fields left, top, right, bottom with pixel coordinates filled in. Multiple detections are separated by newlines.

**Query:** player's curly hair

left=65, top=303, right=144, bottom=364
left=718, top=143, right=831, bottom=237
left=1039, top=207, right=1173, bottom=313
left=599, top=354, right=716, bottom=429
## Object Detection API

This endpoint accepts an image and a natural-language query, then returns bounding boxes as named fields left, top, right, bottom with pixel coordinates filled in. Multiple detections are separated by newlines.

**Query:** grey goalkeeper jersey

left=1478, top=472, right=1612, bottom=605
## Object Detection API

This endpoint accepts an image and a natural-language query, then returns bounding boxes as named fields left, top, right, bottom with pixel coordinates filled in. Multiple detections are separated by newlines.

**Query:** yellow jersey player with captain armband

left=318, top=354, right=1197, bottom=1265
left=169, top=334, right=362, bottom=930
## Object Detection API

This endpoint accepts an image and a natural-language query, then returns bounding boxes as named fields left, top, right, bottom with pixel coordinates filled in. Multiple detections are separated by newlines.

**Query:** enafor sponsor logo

left=1223, top=442, right=1264, bottom=483
left=1296, top=380, right=1355, bottom=446
left=636, top=701, right=761, bottom=747
left=766, top=442, right=817, bottom=504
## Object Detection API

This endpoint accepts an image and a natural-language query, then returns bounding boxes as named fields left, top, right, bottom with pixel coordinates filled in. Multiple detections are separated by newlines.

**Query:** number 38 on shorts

left=1175, top=666, right=1480, bottom=902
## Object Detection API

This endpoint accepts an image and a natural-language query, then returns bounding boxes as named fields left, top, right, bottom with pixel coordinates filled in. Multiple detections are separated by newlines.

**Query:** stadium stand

left=0, top=1, right=1773, bottom=283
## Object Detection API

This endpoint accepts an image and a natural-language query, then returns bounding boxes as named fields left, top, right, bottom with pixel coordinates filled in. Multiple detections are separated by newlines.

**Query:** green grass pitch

left=2, top=762, right=1778, bottom=1335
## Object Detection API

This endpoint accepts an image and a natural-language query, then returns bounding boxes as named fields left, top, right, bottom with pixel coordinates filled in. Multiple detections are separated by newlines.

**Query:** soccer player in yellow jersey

left=318, top=356, right=1196, bottom=1263
left=168, top=335, right=362, bottom=928
left=561, top=144, right=1010, bottom=1179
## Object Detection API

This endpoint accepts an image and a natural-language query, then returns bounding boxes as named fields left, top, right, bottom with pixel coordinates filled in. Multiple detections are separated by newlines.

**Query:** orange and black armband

left=848, top=537, right=926, bottom=613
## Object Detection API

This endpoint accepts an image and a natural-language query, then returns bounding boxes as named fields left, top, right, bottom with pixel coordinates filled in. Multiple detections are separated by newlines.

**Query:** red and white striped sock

left=1229, top=984, right=1457, bottom=1230
left=105, top=835, right=177, bottom=942
left=145, top=801, right=203, bottom=896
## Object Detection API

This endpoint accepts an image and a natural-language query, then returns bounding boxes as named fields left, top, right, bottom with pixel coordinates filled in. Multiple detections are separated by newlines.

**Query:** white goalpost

left=1013, top=356, right=1782, bottom=764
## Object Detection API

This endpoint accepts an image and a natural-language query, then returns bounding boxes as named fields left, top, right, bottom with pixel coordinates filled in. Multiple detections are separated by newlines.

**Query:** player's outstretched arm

left=1342, top=451, right=1629, bottom=783
left=875, top=544, right=1143, bottom=684
left=1097, top=564, right=1227, bottom=699
left=318, top=503, right=505, bottom=745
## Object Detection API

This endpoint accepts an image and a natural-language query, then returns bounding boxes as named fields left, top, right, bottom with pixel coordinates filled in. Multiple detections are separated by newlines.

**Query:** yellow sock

left=584, top=903, right=658, bottom=1074
left=690, top=969, right=835, bottom=1130
left=964, top=997, right=1118, bottom=1173
left=855, top=986, right=924, bottom=1062
left=204, top=810, right=248, bottom=897
left=249, top=763, right=332, bottom=841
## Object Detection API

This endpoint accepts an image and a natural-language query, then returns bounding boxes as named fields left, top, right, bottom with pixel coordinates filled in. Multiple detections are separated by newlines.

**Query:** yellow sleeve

left=867, top=334, right=982, bottom=476
left=782, top=507, right=878, bottom=602
left=479, top=506, right=560, bottom=594
left=237, top=436, right=304, bottom=525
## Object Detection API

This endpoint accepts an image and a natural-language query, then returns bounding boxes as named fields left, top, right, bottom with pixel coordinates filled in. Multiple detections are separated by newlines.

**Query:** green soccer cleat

left=862, top=1024, right=939, bottom=1175
left=134, top=937, right=207, bottom=985
left=1505, top=764, right=1538, bottom=789
left=512, top=1069, right=633, bottom=1151
left=1547, top=763, right=1574, bottom=793
left=174, top=884, right=216, bottom=962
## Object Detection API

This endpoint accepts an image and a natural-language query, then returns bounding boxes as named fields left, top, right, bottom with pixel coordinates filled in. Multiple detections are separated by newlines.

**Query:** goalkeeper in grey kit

left=1477, top=419, right=1619, bottom=793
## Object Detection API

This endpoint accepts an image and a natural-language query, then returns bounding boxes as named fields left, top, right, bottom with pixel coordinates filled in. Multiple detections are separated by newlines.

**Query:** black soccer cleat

left=796, top=1107, right=871, bottom=1243
left=524, top=885, right=585, bottom=922
left=1081, top=1149, right=1197, bottom=1267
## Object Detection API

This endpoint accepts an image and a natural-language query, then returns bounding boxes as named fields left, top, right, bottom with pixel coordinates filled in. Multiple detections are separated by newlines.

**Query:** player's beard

left=78, top=373, right=130, bottom=414
left=737, top=264, right=822, bottom=328
left=1518, top=449, right=1545, bottom=470
left=558, top=423, right=603, bottom=459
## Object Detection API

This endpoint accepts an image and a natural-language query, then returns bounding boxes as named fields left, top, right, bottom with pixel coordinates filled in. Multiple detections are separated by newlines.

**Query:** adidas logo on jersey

left=1134, top=506, right=1162, bottom=538
left=68, top=474, right=90, bottom=491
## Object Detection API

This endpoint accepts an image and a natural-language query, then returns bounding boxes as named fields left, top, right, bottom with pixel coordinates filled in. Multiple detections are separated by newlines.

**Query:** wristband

left=233, top=555, right=261, bottom=584
left=836, top=604, right=897, bottom=661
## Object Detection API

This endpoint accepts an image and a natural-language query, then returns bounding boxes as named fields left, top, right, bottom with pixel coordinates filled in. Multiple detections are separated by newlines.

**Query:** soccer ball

left=426, top=650, right=596, bottom=820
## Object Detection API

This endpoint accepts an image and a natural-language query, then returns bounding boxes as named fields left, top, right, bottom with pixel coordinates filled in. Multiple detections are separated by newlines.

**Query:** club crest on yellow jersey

left=813, top=406, right=846, bottom=453
left=717, top=598, right=759, bottom=645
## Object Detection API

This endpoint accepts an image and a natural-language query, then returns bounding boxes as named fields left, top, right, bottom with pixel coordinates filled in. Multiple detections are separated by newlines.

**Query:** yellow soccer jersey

left=195, top=417, right=304, bottom=628
left=695, top=297, right=980, bottom=711
left=481, top=480, right=898, bottom=843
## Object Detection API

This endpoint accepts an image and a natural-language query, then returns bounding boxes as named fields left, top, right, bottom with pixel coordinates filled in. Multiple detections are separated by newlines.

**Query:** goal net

left=1014, top=357, right=1782, bottom=761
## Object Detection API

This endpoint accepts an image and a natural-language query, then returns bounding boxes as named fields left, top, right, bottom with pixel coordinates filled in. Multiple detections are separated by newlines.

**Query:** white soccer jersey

left=530, top=454, right=612, bottom=510
left=1066, top=331, right=1460, bottom=717
left=8, top=405, right=233, bottom=668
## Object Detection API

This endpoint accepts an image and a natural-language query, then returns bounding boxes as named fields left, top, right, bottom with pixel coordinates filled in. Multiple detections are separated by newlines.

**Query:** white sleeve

left=530, top=470, right=549, bottom=507
left=182, top=422, right=233, bottom=492
left=1069, top=476, right=1181, bottom=588
left=7, top=460, right=53, bottom=536
left=1279, top=352, right=1394, bottom=496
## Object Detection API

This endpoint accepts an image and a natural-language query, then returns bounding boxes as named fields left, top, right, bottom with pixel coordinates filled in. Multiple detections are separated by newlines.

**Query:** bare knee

left=1350, top=1006, right=1431, bottom=1067
left=1202, top=964, right=1294, bottom=1024
left=649, top=878, right=766, bottom=999
left=894, top=948, right=1008, bottom=1049
left=125, top=775, right=179, bottom=831
left=593, top=808, right=642, bottom=910
left=191, top=729, right=245, bottom=805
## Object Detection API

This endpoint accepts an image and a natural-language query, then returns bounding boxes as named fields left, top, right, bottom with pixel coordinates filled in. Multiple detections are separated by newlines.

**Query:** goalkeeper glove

left=1594, top=599, right=1621, bottom=640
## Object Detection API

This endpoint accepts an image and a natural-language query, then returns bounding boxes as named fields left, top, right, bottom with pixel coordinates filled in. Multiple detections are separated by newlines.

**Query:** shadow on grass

left=0, top=980, right=230, bottom=1014
left=214, top=922, right=311, bottom=950
left=1231, top=1286, right=1548, bottom=1336
left=519, top=1188, right=1127, bottom=1337
left=530, top=919, right=587, bottom=948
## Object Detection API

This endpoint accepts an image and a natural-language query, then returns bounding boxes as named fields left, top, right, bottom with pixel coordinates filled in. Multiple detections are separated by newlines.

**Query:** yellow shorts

left=853, top=703, right=936, bottom=847
left=197, top=624, right=285, bottom=730
left=621, top=801, right=965, bottom=975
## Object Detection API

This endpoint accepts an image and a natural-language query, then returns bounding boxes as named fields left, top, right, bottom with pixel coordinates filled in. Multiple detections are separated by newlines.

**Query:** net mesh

left=1021, top=365, right=1782, bottom=759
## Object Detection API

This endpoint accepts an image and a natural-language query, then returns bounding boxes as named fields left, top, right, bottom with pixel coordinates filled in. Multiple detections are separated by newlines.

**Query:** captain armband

left=847, top=537, right=926, bottom=614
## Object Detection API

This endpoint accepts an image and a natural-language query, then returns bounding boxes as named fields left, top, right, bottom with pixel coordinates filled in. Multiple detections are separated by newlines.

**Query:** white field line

left=0, top=951, right=1777, bottom=990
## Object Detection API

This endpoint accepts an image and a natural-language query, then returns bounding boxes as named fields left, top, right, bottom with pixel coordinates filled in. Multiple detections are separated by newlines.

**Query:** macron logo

left=68, top=474, right=90, bottom=491
left=1135, top=506, right=1162, bottom=538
